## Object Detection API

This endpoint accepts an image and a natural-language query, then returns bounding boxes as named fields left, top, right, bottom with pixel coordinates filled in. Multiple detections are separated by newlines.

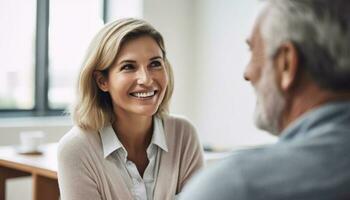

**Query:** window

left=0, top=0, right=104, bottom=116
left=49, top=0, right=104, bottom=109
left=0, top=0, right=36, bottom=110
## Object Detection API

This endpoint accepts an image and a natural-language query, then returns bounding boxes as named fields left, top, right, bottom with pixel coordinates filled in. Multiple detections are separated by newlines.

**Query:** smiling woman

left=94, top=36, right=169, bottom=120
left=57, top=18, right=204, bottom=200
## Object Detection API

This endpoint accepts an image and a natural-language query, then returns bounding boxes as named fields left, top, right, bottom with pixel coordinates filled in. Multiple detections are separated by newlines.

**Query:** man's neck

left=280, top=83, right=350, bottom=133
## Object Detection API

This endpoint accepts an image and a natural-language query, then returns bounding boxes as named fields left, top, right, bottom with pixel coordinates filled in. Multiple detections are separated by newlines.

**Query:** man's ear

left=274, top=42, right=299, bottom=91
left=93, top=71, right=109, bottom=92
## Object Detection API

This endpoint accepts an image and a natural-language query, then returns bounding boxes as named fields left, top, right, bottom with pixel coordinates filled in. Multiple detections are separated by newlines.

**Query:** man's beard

left=253, top=63, right=286, bottom=135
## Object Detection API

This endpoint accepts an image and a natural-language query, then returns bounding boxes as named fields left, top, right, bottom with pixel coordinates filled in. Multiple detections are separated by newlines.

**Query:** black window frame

left=0, top=0, right=108, bottom=118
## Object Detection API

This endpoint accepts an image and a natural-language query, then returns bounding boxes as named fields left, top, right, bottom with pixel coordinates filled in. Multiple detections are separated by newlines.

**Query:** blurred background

left=0, top=0, right=276, bottom=199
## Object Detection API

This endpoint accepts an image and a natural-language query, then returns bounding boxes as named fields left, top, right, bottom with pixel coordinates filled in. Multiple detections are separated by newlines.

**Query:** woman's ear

left=274, top=42, right=299, bottom=92
left=93, top=71, right=109, bottom=92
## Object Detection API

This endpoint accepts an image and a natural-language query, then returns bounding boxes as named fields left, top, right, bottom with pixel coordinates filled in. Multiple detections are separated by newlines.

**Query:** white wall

left=190, top=0, right=276, bottom=148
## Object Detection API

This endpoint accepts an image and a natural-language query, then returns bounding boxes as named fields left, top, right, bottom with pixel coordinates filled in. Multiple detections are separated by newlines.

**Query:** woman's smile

left=129, top=90, right=158, bottom=99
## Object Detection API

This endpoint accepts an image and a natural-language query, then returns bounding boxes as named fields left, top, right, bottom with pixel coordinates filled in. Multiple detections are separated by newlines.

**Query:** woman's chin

left=130, top=106, right=159, bottom=117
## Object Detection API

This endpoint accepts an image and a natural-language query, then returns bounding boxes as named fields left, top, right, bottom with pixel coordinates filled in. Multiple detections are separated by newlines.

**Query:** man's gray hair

left=261, top=0, right=350, bottom=91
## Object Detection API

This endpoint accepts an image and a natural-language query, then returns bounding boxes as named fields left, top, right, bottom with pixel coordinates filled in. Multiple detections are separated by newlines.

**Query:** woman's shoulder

left=57, top=126, right=100, bottom=160
left=163, top=114, right=195, bottom=129
left=58, top=126, right=96, bottom=147
left=162, top=114, right=198, bottom=140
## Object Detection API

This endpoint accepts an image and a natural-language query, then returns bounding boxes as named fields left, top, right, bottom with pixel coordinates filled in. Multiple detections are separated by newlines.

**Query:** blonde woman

left=57, top=18, right=204, bottom=200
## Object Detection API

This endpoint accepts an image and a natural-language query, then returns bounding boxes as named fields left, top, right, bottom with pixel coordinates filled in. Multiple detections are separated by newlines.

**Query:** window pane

left=48, top=0, right=104, bottom=109
left=0, top=0, right=36, bottom=110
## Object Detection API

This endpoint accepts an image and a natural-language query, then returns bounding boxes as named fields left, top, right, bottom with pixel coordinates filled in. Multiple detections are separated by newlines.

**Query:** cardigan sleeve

left=57, top=129, right=102, bottom=200
left=176, top=117, right=205, bottom=193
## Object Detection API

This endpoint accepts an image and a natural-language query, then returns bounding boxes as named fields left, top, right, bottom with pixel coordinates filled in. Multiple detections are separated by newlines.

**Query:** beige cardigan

left=57, top=115, right=204, bottom=200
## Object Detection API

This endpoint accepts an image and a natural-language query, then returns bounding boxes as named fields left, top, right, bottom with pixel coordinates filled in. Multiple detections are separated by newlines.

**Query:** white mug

left=19, top=131, right=45, bottom=152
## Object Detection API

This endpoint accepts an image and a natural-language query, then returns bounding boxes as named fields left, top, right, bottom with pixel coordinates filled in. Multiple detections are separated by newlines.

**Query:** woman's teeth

left=131, top=91, right=155, bottom=98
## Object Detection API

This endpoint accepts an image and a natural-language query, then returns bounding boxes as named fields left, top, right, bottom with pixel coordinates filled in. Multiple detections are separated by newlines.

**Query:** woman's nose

left=137, top=68, right=153, bottom=86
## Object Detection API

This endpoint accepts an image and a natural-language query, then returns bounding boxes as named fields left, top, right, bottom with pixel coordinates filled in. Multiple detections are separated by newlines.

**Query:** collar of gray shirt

left=279, top=100, right=350, bottom=141
left=99, top=116, right=168, bottom=160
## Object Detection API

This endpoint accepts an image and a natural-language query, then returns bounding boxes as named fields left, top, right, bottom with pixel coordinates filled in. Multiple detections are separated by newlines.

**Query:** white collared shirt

left=99, top=117, right=168, bottom=200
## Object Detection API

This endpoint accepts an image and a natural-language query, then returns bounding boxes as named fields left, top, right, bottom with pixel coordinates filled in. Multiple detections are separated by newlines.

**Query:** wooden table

left=0, top=143, right=59, bottom=200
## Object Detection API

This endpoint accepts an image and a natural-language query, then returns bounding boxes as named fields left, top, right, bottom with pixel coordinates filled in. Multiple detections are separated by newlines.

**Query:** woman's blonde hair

left=72, top=18, right=174, bottom=131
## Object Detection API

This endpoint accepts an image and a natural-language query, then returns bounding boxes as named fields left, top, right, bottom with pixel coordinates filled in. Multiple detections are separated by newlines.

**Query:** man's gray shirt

left=181, top=101, right=350, bottom=200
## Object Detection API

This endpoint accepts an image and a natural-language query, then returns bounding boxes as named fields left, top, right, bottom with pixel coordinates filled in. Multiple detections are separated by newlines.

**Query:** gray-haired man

left=181, top=0, right=350, bottom=199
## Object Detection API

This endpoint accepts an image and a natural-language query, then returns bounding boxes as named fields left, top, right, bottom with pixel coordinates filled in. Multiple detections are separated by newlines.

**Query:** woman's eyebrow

left=117, top=56, right=163, bottom=65
left=118, top=59, right=137, bottom=65
left=150, top=56, right=163, bottom=60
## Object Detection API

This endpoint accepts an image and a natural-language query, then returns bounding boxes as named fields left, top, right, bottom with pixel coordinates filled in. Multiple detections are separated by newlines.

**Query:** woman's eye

left=150, top=61, right=162, bottom=68
left=121, top=64, right=134, bottom=71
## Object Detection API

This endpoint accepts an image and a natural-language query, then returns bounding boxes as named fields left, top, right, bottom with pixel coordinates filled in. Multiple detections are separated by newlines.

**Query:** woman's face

left=99, top=36, right=168, bottom=117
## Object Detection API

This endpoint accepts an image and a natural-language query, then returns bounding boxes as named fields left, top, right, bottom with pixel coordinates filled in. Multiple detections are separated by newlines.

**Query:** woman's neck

left=112, top=111, right=153, bottom=152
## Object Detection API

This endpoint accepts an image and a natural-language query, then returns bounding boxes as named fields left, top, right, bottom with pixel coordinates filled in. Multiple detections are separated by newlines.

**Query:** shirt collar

left=99, top=125, right=124, bottom=158
left=99, top=117, right=168, bottom=158
left=279, top=101, right=350, bottom=141
left=152, top=117, right=168, bottom=152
